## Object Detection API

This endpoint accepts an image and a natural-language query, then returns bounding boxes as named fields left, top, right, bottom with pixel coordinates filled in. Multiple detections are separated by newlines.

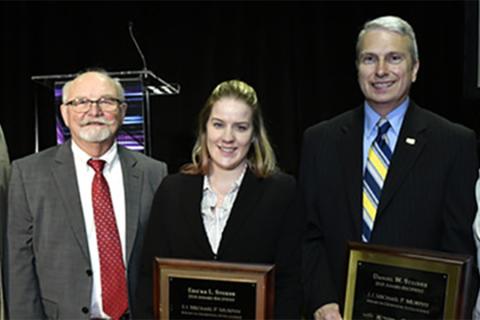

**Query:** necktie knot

left=377, top=119, right=391, bottom=137
left=88, top=159, right=106, bottom=173
left=375, top=119, right=391, bottom=146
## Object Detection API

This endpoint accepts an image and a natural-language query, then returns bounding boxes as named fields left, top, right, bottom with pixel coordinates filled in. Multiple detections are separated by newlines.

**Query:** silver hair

left=356, top=16, right=419, bottom=66
left=62, top=69, right=125, bottom=103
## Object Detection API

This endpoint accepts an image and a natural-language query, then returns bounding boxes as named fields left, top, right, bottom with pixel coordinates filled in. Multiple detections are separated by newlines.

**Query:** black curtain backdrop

left=0, top=1, right=478, bottom=175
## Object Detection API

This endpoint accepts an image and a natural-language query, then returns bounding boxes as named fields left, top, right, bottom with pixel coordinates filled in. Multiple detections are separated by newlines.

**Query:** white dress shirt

left=473, top=171, right=480, bottom=320
left=71, top=141, right=126, bottom=319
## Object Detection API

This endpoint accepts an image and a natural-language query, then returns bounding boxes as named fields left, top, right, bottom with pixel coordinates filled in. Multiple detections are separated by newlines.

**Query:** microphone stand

left=128, top=21, right=152, bottom=155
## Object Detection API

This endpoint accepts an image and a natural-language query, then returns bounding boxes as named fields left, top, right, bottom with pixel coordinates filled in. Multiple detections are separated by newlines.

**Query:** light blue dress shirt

left=363, top=98, right=409, bottom=173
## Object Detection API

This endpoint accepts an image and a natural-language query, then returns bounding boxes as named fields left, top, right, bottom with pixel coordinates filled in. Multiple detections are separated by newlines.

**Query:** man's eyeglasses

left=64, top=96, right=124, bottom=113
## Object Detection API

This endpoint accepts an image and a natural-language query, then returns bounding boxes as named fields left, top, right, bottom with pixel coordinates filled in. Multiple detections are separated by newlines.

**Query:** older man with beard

left=5, top=69, right=167, bottom=319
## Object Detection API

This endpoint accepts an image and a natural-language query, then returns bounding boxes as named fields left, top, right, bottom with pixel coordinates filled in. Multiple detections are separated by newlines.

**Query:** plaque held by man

left=343, top=242, right=473, bottom=319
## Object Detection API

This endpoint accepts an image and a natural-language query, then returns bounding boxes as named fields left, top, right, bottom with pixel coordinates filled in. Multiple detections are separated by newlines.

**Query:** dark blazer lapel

left=339, top=108, right=364, bottom=238
left=217, top=170, right=262, bottom=255
left=119, top=147, right=142, bottom=263
left=377, top=102, right=427, bottom=214
left=52, top=141, right=90, bottom=260
left=181, top=174, right=214, bottom=256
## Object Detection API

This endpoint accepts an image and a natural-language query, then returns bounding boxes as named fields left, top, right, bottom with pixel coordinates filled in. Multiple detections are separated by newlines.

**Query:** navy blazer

left=299, top=102, right=479, bottom=317
left=135, top=170, right=303, bottom=319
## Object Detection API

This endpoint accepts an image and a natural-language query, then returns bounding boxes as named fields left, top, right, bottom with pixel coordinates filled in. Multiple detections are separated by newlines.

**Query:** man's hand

left=313, top=303, right=343, bottom=320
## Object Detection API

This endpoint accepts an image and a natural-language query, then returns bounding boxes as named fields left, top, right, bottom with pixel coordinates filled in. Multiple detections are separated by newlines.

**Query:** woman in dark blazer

left=135, top=80, right=302, bottom=319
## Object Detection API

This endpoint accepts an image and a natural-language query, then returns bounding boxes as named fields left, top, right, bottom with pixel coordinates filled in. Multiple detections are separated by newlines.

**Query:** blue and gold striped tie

left=362, top=119, right=392, bottom=242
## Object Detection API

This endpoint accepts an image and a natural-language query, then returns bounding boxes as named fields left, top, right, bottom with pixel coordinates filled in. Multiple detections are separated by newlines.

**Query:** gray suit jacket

left=5, top=141, right=167, bottom=319
left=0, top=125, right=10, bottom=254
left=0, top=125, right=9, bottom=320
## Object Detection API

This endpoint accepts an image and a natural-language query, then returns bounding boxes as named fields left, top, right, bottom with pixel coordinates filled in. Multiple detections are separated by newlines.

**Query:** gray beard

left=78, top=127, right=113, bottom=142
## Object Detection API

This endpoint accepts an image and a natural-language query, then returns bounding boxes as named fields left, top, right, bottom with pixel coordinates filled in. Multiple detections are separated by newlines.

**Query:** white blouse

left=200, top=168, right=247, bottom=254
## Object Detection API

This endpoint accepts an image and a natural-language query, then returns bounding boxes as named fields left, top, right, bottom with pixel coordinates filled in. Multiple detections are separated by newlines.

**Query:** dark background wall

left=0, top=1, right=478, bottom=175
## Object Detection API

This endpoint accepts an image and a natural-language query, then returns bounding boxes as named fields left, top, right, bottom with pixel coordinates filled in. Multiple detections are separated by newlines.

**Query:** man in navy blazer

left=299, top=16, right=478, bottom=320
left=5, top=70, right=167, bottom=319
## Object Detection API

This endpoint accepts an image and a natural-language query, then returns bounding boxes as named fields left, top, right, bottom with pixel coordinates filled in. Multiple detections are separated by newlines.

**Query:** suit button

left=86, top=269, right=93, bottom=276
left=213, top=255, right=218, bottom=260
left=81, top=307, right=89, bottom=314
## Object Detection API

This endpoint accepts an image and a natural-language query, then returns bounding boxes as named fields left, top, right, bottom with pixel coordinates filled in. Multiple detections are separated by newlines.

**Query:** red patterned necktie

left=88, top=159, right=128, bottom=320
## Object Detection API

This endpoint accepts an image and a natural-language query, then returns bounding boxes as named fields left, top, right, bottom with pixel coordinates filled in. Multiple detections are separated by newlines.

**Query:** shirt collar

left=71, top=140, right=119, bottom=173
left=364, top=97, right=409, bottom=139
left=203, top=164, right=248, bottom=193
